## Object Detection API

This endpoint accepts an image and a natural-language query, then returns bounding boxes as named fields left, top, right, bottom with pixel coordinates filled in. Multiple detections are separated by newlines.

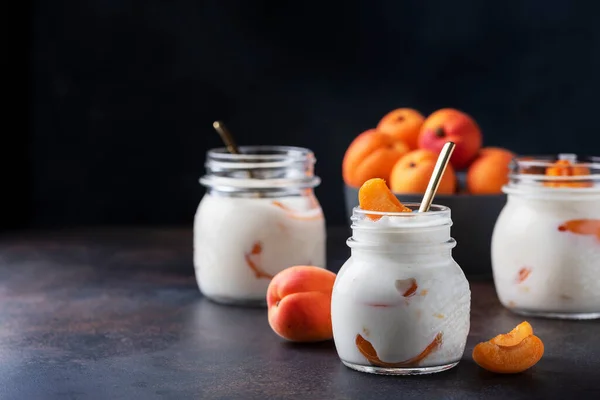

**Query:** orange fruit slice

left=544, top=159, right=591, bottom=188
left=358, top=178, right=411, bottom=220
left=356, top=332, right=443, bottom=368
left=489, top=321, right=533, bottom=347
left=472, top=321, right=544, bottom=374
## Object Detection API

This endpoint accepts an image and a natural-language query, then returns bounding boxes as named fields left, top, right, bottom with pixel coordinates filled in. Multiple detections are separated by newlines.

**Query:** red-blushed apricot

left=418, top=108, right=482, bottom=170
left=267, top=266, right=336, bottom=342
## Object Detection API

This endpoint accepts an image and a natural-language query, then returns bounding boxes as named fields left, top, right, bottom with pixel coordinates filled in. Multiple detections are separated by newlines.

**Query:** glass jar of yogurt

left=491, top=154, right=600, bottom=319
left=331, top=205, right=471, bottom=375
left=194, top=146, right=326, bottom=306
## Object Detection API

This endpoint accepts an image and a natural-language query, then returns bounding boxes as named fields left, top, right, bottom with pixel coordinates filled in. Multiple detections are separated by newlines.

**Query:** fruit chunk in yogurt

left=194, top=194, right=326, bottom=304
left=331, top=179, right=471, bottom=374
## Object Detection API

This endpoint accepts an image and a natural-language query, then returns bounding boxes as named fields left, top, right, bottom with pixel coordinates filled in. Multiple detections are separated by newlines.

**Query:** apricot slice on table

left=358, top=178, right=412, bottom=220
left=544, top=159, right=592, bottom=188
left=472, top=321, right=544, bottom=374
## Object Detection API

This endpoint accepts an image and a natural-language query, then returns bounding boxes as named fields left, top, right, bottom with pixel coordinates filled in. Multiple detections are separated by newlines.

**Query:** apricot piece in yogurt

left=358, top=178, right=411, bottom=220
left=472, top=321, right=544, bottom=374
left=272, top=200, right=324, bottom=221
left=516, top=267, right=531, bottom=284
left=544, top=159, right=592, bottom=188
left=244, top=241, right=274, bottom=280
left=558, top=219, right=600, bottom=240
left=395, top=278, right=418, bottom=297
left=267, top=266, right=336, bottom=342
left=356, top=332, right=443, bottom=368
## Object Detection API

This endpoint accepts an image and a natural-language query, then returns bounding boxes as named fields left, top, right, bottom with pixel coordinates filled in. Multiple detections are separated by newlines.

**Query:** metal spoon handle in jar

left=418, top=142, right=456, bottom=213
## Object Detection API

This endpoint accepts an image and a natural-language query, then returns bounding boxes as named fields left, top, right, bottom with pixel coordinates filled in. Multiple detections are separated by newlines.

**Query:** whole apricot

left=267, top=266, right=336, bottom=342
left=377, top=108, right=425, bottom=150
left=389, top=149, right=456, bottom=194
left=466, top=147, right=515, bottom=194
left=418, top=108, right=482, bottom=170
left=342, top=129, right=410, bottom=188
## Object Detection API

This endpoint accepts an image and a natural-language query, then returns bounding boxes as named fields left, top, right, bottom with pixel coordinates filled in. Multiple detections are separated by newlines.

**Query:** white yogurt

left=194, top=146, right=326, bottom=306
left=194, top=194, right=326, bottom=304
left=492, top=159, right=600, bottom=319
left=331, top=205, right=471, bottom=375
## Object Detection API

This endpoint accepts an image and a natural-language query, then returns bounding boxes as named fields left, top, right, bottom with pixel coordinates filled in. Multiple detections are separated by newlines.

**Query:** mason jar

left=331, top=205, right=471, bottom=375
left=194, top=146, right=326, bottom=307
left=491, top=154, right=600, bottom=319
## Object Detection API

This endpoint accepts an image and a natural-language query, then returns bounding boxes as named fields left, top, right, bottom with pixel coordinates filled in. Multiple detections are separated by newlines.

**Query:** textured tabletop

left=0, top=227, right=598, bottom=400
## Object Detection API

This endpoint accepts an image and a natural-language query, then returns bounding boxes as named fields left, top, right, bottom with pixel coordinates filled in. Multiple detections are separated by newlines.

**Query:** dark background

left=8, top=0, right=600, bottom=229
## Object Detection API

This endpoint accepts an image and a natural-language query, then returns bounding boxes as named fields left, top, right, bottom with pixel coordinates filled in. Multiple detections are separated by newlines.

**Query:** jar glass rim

left=352, top=203, right=450, bottom=217
left=207, top=146, right=315, bottom=163
left=506, top=154, right=600, bottom=193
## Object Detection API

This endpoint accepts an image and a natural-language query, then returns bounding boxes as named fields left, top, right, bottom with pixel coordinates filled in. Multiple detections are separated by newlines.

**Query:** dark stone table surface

left=0, top=227, right=598, bottom=400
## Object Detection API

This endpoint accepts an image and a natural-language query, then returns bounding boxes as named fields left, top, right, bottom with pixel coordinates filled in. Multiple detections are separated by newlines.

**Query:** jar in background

left=194, top=146, right=326, bottom=306
left=331, top=205, right=471, bottom=375
left=491, top=154, right=600, bottom=319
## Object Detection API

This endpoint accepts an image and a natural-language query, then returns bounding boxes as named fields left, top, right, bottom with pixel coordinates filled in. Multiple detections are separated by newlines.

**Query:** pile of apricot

left=342, top=108, right=516, bottom=195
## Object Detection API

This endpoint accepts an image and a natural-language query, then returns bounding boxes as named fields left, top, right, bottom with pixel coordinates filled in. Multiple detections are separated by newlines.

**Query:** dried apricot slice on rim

left=544, top=159, right=592, bottom=188
left=472, top=321, right=544, bottom=374
left=358, top=178, right=411, bottom=220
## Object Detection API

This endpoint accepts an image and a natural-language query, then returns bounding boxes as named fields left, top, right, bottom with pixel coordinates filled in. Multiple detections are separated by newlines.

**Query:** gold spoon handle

left=418, top=142, right=456, bottom=213
left=213, top=121, right=241, bottom=154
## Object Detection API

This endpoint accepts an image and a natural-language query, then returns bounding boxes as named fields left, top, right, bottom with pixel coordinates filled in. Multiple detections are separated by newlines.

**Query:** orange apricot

left=267, top=266, right=336, bottom=342
left=342, top=129, right=410, bottom=188
left=466, top=147, right=515, bottom=194
left=472, top=321, right=544, bottom=374
left=472, top=335, right=544, bottom=374
left=358, top=178, right=412, bottom=220
left=376, top=108, right=425, bottom=150
left=489, top=321, right=533, bottom=347
left=389, top=149, right=456, bottom=194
